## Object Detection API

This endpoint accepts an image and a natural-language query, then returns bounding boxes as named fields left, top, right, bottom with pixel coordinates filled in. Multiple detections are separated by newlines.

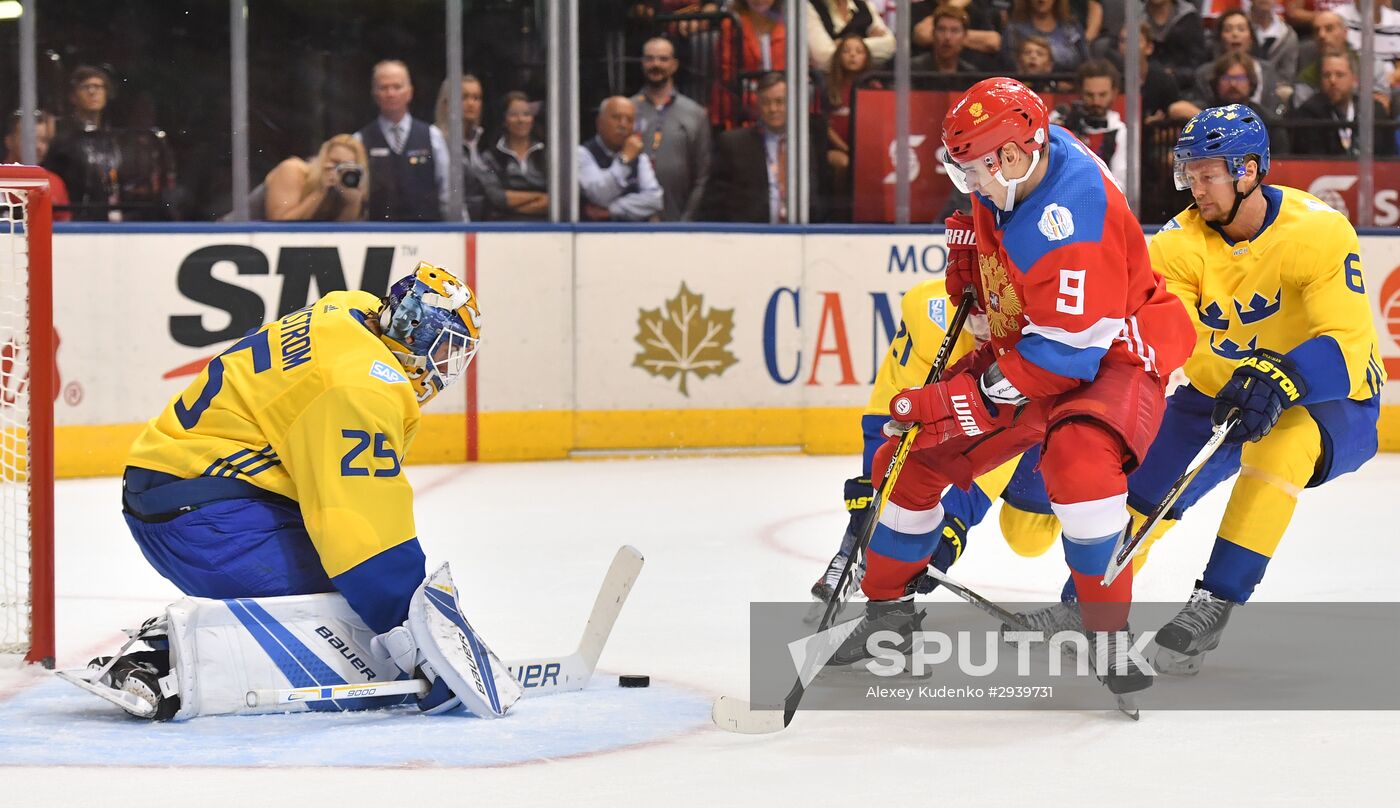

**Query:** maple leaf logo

left=632, top=282, right=738, bottom=396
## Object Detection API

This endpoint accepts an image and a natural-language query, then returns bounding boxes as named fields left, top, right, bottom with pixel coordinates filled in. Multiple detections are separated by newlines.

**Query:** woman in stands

left=263, top=134, right=369, bottom=222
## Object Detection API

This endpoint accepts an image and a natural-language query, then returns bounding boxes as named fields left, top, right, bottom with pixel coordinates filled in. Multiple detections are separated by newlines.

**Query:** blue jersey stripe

left=1016, top=334, right=1107, bottom=381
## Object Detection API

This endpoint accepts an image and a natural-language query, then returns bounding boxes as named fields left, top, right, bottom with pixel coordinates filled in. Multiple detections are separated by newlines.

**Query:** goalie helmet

left=379, top=262, right=482, bottom=404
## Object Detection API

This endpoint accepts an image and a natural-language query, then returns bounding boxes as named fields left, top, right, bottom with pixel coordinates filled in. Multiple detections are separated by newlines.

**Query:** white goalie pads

left=161, top=563, right=520, bottom=719
left=57, top=546, right=644, bottom=721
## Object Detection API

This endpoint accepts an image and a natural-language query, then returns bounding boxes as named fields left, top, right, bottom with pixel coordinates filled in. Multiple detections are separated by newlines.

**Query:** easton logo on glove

left=1235, top=354, right=1303, bottom=402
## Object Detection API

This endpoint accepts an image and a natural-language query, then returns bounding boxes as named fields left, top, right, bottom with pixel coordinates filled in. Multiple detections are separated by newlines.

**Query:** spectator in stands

left=262, top=134, right=369, bottom=222
left=478, top=91, right=550, bottom=221
left=1250, top=0, right=1299, bottom=88
left=702, top=72, right=805, bottom=222
left=434, top=74, right=489, bottom=221
left=1285, top=0, right=1366, bottom=30
left=2, top=111, right=71, bottom=221
left=913, top=0, right=1007, bottom=72
left=1145, top=0, right=1208, bottom=92
left=1051, top=59, right=1127, bottom=187
left=1193, top=9, right=1288, bottom=117
left=1337, top=1, right=1400, bottom=100
left=1002, top=0, right=1088, bottom=72
left=715, top=0, right=787, bottom=129
left=1197, top=51, right=1290, bottom=149
left=578, top=96, right=664, bottom=222
left=1115, top=22, right=1200, bottom=123
left=912, top=4, right=980, bottom=89
left=632, top=37, right=712, bottom=221
left=824, top=34, right=880, bottom=220
left=44, top=65, right=119, bottom=221
left=1068, top=0, right=1102, bottom=44
left=1015, top=35, right=1064, bottom=92
left=807, top=0, right=897, bottom=73
left=1289, top=51, right=1397, bottom=156
left=1295, top=9, right=1390, bottom=109
left=354, top=60, right=449, bottom=221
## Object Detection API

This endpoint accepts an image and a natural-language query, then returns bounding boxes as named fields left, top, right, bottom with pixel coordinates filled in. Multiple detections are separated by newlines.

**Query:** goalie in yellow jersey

left=1019, top=106, right=1386, bottom=675
left=88, top=263, right=509, bottom=719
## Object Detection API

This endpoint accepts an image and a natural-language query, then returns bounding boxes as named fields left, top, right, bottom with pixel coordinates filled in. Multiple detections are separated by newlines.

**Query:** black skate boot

left=1154, top=581, right=1236, bottom=676
left=1001, top=599, right=1085, bottom=644
left=86, top=650, right=181, bottom=721
left=1088, top=626, right=1153, bottom=696
left=828, top=598, right=924, bottom=666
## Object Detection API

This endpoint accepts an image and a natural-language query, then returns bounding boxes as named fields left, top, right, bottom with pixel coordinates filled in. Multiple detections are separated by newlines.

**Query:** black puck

left=618, top=674, right=650, bottom=688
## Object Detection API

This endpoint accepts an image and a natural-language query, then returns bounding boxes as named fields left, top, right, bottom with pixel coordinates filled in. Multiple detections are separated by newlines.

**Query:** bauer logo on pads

left=369, top=361, right=408, bottom=385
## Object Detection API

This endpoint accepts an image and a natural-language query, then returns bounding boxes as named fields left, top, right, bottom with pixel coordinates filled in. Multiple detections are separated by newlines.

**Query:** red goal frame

left=1, top=164, right=55, bottom=668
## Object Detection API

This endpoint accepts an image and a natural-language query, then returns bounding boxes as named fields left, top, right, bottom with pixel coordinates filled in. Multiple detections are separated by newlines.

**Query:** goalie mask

left=379, top=262, right=482, bottom=404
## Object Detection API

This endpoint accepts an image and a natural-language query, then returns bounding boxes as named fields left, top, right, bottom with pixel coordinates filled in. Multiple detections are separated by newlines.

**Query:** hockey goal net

left=0, top=165, right=55, bottom=668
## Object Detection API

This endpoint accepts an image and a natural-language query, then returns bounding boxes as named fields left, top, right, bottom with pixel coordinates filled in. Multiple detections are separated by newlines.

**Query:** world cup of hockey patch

left=369, top=360, right=408, bottom=385
left=1038, top=203, right=1075, bottom=241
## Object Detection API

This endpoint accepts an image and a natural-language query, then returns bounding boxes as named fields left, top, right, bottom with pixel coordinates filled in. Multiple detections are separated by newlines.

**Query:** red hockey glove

left=944, top=211, right=979, bottom=306
left=889, top=372, right=1003, bottom=446
left=944, top=340, right=999, bottom=380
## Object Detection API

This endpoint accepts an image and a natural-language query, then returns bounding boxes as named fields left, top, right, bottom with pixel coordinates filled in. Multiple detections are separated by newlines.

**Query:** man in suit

left=354, top=60, right=450, bottom=221
left=702, top=72, right=794, bottom=223
left=1289, top=51, right=1396, bottom=157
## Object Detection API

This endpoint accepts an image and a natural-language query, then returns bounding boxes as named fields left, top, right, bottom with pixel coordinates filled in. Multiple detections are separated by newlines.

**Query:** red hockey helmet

left=941, top=77, right=1048, bottom=210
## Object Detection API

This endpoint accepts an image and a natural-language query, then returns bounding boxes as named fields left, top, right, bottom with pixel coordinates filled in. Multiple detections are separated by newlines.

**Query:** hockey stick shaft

left=1100, top=415, right=1237, bottom=587
left=779, top=289, right=977, bottom=726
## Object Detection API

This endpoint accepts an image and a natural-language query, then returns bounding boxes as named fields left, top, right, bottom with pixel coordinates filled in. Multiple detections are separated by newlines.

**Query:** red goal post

left=0, top=164, right=55, bottom=668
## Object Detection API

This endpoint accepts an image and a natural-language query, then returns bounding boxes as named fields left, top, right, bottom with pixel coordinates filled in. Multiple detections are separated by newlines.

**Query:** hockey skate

left=1000, top=599, right=1084, bottom=644
left=56, top=616, right=180, bottom=720
left=827, top=598, right=923, bottom=666
left=806, top=550, right=864, bottom=623
left=1153, top=582, right=1236, bottom=676
left=1088, top=626, right=1153, bottom=697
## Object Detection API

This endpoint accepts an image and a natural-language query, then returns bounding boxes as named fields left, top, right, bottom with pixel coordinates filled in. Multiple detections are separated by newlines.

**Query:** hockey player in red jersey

left=840, top=78, right=1195, bottom=695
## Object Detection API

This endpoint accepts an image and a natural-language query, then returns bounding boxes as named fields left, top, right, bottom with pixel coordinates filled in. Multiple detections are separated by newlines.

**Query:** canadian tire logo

left=632, top=282, right=738, bottom=396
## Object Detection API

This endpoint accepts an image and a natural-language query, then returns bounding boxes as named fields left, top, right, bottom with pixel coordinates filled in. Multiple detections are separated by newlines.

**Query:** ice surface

left=1, top=454, right=1397, bottom=805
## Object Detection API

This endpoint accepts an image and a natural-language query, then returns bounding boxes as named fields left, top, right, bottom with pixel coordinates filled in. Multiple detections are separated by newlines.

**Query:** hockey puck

left=618, top=675, right=650, bottom=688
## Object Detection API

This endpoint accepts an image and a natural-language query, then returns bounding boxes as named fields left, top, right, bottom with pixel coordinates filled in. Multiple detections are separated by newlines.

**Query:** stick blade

left=711, top=696, right=786, bottom=735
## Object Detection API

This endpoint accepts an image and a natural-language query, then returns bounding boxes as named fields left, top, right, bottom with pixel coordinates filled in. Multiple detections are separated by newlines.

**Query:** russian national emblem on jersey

left=979, top=253, right=1023, bottom=338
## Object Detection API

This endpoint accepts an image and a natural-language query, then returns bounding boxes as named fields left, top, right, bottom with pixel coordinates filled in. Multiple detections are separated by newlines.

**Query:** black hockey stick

left=713, top=289, right=977, bottom=734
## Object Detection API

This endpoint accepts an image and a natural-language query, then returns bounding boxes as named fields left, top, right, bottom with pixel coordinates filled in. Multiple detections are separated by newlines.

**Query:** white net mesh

left=0, top=186, right=34, bottom=656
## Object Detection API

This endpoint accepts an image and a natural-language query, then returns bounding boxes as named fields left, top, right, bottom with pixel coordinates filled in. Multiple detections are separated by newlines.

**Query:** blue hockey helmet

left=1172, top=104, right=1270, bottom=191
left=379, top=262, right=482, bottom=405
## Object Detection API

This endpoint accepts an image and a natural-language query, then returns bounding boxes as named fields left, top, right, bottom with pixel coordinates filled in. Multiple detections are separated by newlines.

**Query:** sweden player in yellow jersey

left=1113, top=106, right=1380, bottom=674
left=809, top=277, right=1063, bottom=606
left=123, top=262, right=482, bottom=637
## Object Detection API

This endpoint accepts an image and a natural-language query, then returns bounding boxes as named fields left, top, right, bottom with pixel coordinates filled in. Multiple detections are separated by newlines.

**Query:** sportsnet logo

left=369, top=360, right=407, bottom=385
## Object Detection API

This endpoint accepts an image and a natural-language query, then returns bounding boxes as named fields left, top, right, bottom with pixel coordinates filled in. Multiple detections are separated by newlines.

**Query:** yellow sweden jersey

left=128, top=291, right=423, bottom=588
left=1150, top=185, right=1386, bottom=400
left=867, top=278, right=978, bottom=415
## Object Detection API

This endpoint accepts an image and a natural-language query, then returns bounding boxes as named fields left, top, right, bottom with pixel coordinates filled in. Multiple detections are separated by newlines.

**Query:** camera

left=334, top=162, right=364, bottom=189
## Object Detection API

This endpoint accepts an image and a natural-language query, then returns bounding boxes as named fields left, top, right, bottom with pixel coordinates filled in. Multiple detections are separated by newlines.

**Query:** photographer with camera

left=1050, top=59, right=1128, bottom=187
left=263, top=134, right=370, bottom=222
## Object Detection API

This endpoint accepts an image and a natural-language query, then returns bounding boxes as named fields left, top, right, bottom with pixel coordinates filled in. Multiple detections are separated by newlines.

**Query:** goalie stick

left=713, top=290, right=977, bottom=735
left=1100, top=414, right=1238, bottom=587
left=239, top=544, right=643, bottom=709
left=922, top=566, right=1140, bottom=720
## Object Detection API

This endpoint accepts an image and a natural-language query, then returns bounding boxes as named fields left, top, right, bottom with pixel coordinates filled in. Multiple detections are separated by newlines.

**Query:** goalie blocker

left=59, top=563, right=522, bottom=720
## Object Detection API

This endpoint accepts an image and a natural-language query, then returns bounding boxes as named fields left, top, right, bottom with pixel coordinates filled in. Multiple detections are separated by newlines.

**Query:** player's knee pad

left=1218, top=468, right=1298, bottom=560
left=998, top=503, right=1060, bottom=557
left=1041, top=419, right=1129, bottom=508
